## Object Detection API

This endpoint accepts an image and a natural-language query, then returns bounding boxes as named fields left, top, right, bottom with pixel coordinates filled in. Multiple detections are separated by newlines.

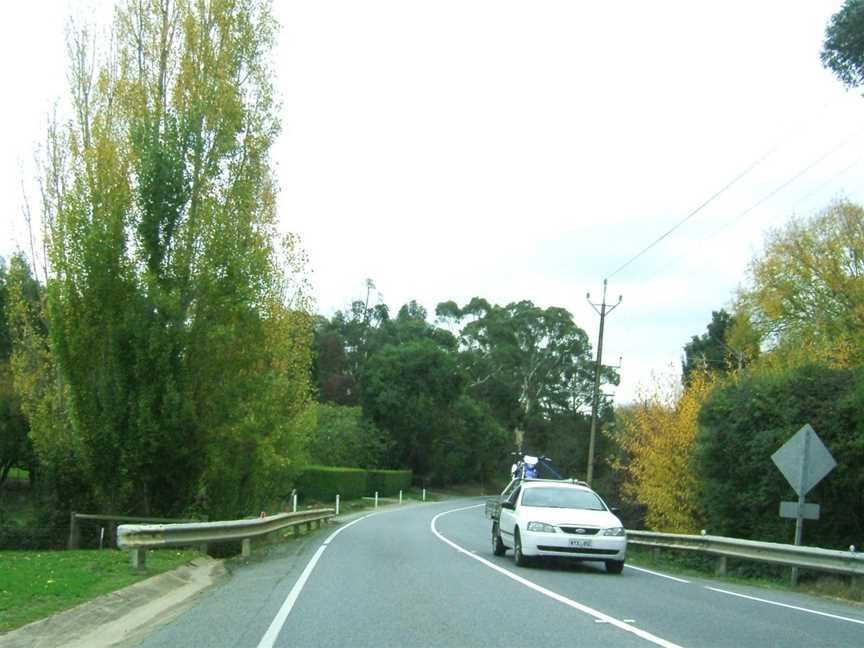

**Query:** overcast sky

left=2, top=1, right=863, bottom=403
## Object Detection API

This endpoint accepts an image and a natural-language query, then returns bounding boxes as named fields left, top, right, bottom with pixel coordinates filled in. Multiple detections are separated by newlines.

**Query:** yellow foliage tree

left=731, top=201, right=864, bottom=370
left=612, top=368, right=718, bottom=532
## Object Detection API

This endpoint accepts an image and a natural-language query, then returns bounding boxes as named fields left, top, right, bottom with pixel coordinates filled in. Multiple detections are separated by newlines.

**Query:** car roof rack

left=516, top=477, right=591, bottom=488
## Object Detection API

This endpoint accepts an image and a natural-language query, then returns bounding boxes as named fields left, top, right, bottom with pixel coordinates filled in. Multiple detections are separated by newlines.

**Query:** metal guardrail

left=626, top=530, right=864, bottom=578
left=118, top=508, right=335, bottom=568
left=68, top=512, right=202, bottom=550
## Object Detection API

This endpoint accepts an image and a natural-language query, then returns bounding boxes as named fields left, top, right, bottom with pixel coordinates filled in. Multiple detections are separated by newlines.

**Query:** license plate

left=569, top=538, right=592, bottom=548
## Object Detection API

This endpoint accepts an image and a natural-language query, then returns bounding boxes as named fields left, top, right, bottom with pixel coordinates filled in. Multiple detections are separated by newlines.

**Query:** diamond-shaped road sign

left=771, top=424, right=836, bottom=497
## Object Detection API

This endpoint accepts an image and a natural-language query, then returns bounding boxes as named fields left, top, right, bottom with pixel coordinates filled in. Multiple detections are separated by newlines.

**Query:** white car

left=491, top=479, right=627, bottom=573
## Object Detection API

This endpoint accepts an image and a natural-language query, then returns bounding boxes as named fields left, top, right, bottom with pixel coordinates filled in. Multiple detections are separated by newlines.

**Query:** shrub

left=696, top=363, right=864, bottom=548
left=296, top=466, right=367, bottom=501
left=366, top=469, right=412, bottom=496
left=308, top=404, right=392, bottom=469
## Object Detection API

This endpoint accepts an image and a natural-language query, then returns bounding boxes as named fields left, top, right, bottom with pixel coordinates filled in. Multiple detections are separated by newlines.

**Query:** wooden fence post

left=68, top=512, right=80, bottom=550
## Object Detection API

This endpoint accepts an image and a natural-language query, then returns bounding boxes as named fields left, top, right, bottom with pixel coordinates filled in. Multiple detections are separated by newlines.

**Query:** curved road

left=138, top=500, right=864, bottom=647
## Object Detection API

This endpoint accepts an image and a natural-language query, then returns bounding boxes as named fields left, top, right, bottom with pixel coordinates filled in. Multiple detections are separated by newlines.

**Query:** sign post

left=771, top=423, right=836, bottom=585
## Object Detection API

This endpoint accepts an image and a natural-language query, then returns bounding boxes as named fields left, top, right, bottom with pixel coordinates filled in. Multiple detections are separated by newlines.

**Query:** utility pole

left=586, top=279, right=622, bottom=485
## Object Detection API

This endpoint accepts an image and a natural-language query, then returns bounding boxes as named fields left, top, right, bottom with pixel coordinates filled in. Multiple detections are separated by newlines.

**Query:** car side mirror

left=501, top=501, right=515, bottom=510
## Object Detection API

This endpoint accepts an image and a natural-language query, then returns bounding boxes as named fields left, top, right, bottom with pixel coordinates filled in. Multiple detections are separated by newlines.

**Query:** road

left=137, top=499, right=864, bottom=647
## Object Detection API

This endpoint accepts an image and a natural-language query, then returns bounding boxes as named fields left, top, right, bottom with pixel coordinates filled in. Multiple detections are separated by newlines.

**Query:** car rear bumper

left=521, top=532, right=627, bottom=560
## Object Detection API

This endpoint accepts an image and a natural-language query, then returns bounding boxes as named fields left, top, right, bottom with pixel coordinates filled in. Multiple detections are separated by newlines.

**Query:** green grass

left=627, top=546, right=864, bottom=605
left=0, top=548, right=201, bottom=633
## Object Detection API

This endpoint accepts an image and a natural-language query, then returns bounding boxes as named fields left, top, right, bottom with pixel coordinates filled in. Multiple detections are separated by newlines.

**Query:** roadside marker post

left=292, top=493, right=298, bottom=513
left=422, top=488, right=426, bottom=502
left=399, top=490, right=403, bottom=505
left=335, top=494, right=340, bottom=516
left=374, top=492, right=378, bottom=509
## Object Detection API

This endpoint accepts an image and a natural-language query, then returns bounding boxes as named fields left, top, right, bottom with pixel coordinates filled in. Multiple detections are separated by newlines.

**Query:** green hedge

left=295, top=466, right=414, bottom=501
left=366, top=469, right=413, bottom=496
left=296, top=466, right=368, bottom=501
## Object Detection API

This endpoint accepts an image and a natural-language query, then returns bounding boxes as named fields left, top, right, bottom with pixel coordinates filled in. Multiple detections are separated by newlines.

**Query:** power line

left=792, top=156, right=862, bottom=208
left=635, top=131, right=862, bottom=284
left=607, top=148, right=775, bottom=279
left=607, top=99, right=841, bottom=279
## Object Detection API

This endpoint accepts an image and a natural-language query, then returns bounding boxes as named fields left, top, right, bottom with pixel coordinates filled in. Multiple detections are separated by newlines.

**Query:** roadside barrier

left=626, top=529, right=864, bottom=578
left=68, top=512, right=201, bottom=550
left=117, top=508, right=335, bottom=568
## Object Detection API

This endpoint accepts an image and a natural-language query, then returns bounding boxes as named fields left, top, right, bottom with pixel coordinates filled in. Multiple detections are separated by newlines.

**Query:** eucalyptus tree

left=438, top=299, right=604, bottom=443
left=34, top=0, right=311, bottom=517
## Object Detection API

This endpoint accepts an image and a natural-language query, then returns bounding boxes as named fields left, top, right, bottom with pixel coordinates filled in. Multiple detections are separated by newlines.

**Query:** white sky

left=2, top=1, right=864, bottom=403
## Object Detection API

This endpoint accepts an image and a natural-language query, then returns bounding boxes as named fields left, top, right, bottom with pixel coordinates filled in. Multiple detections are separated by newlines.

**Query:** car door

left=498, top=485, right=521, bottom=543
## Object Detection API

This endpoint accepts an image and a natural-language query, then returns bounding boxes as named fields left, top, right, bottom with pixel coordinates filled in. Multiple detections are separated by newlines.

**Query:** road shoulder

left=0, top=557, right=226, bottom=648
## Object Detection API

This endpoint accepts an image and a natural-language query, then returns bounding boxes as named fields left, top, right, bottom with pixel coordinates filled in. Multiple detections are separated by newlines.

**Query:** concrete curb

left=0, top=557, right=226, bottom=648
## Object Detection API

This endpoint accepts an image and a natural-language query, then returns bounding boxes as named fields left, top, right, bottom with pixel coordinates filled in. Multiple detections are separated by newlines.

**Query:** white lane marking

left=256, top=512, right=377, bottom=648
left=256, top=544, right=327, bottom=648
left=431, top=505, right=684, bottom=648
left=596, top=619, right=637, bottom=624
left=705, top=586, right=864, bottom=626
left=324, top=513, right=374, bottom=545
left=626, top=565, right=691, bottom=583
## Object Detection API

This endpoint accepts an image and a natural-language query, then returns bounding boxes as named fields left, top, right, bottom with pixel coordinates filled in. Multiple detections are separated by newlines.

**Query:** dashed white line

left=705, top=586, right=864, bottom=626
left=431, top=504, right=684, bottom=648
left=626, top=564, right=691, bottom=583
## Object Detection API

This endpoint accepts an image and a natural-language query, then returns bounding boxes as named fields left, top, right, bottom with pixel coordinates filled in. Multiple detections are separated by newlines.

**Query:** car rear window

left=521, top=487, right=606, bottom=510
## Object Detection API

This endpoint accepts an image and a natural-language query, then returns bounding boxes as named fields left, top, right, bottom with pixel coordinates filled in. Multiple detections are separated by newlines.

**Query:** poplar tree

left=35, top=0, right=311, bottom=517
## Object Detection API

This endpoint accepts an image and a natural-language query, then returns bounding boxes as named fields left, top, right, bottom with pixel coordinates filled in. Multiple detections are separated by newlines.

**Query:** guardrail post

left=651, top=547, right=660, bottom=562
left=200, top=543, right=209, bottom=555
left=68, top=512, right=80, bottom=550
left=131, top=548, right=146, bottom=570
left=242, top=538, right=252, bottom=557
left=716, top=555, right=728, bottom=576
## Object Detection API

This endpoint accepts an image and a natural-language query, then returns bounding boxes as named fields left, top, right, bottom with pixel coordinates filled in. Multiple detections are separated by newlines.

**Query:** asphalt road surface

left=136, top=499, right=864, bottom=647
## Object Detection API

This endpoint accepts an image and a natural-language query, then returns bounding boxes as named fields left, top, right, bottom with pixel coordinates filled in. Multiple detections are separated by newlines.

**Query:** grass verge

left=0, top=548, right=201, bottom=633
left=627, top=545, right=864, bottom=605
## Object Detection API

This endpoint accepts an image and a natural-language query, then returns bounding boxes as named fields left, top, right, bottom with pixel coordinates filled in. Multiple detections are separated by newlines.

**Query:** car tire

left=605, top=560, right=624, bottom=574
left=492, top=523, right=506, bottom=556
left=514, top=529, right=530, bottom=567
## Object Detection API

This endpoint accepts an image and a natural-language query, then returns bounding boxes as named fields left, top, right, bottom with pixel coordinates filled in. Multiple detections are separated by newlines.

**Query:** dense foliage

left=296, top=466, right=374, bottom=501
left=612, top=370, right=716, bottom=532
left=615, top=197, right=864, bottom=544
left=697, top=364, right=864, bottom=549
left=365, top=470, right=413, bottom=497
left=307, top=404, right=391, bottom=469
left=822, top=0, right=864, bottom=88
left=730, top=201, right=864, bottom=370
left=681, top=310, right=743, bottom=382
left=311, top=293, right=611, bottom=486
left=6, top=0, right=312, bottom=522
left=0, top=259, right=33, bottom=490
